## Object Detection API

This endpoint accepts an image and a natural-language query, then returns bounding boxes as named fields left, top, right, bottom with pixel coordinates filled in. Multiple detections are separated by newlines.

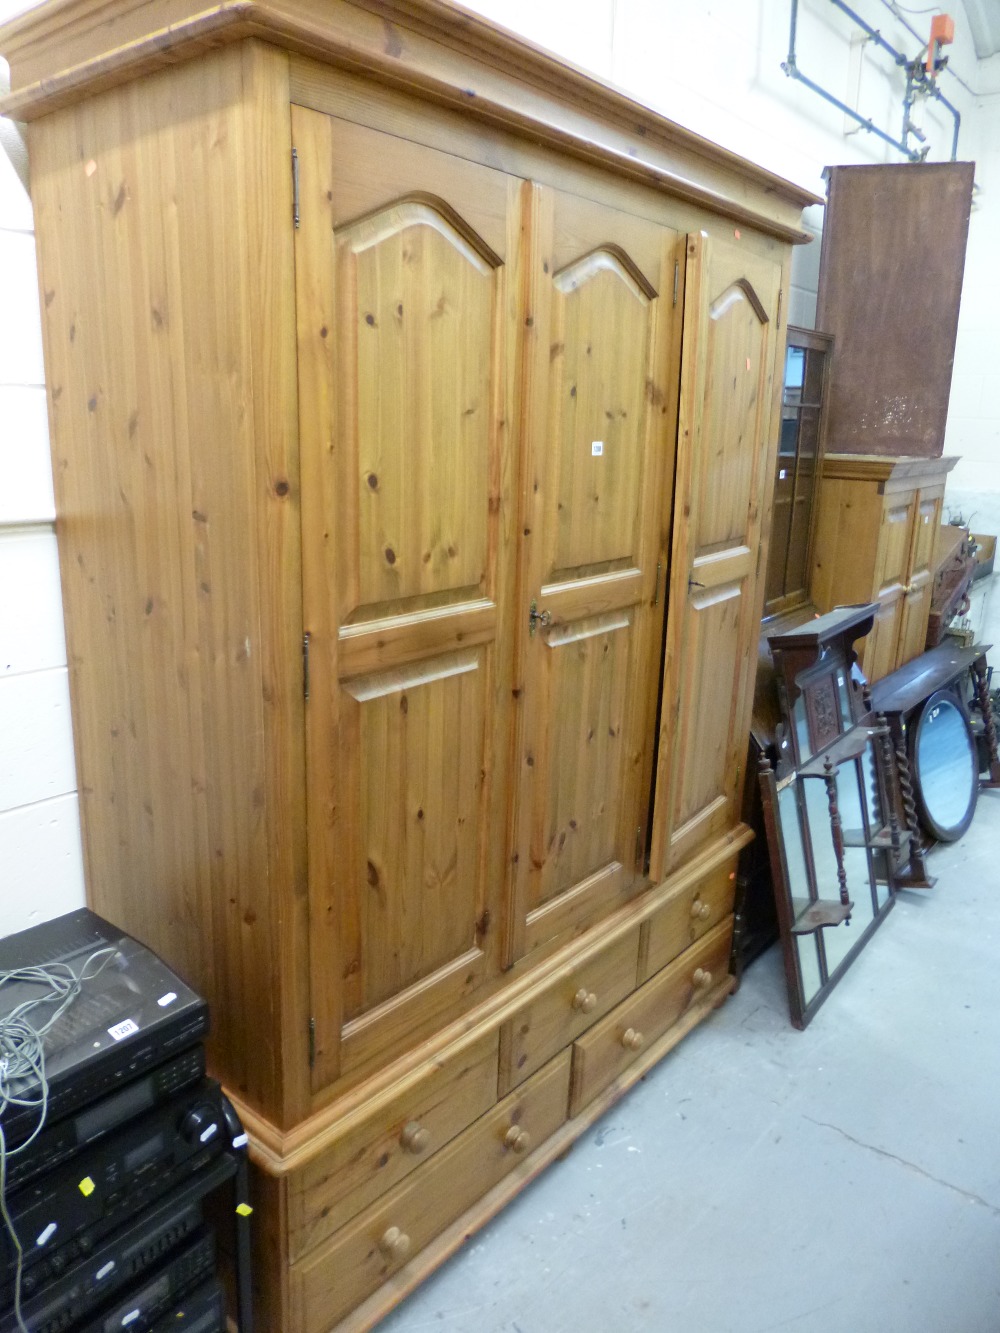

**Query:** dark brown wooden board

left=816, top=162, right=975, bottom=458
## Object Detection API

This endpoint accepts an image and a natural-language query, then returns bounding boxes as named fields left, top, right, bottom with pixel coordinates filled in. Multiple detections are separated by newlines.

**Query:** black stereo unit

left=148, top=1278, right=227, bottom=1333
left=1, top=1078, right=228, bottom=1293
left=74, top=1227, right=215, bottom=1333
left=0, top=909, right=208, bottom=1149
left=1, top=1155, right=236, bottom=1333
left=4, top=1046, right=206, bottom=1194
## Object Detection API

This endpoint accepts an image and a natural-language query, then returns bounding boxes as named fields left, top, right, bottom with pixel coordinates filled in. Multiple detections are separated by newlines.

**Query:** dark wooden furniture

left=816, top=162, right=975, bottom=459
left=766, top=602, right=876, bottom=773
left=868, top=641, right=1000, bottom=885
left=759, top=605, right=901, bottom=1028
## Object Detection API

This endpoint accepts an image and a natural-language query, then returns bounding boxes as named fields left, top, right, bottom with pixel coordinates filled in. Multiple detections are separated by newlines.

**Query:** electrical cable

left=0, top=947, right=120, bottom=1333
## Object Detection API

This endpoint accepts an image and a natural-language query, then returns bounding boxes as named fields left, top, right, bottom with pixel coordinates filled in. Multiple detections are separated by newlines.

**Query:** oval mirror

left=909, top=689, right=978, bottom=842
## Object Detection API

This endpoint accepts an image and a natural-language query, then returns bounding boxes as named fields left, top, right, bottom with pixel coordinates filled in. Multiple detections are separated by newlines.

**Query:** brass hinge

left=292, top=147, right=301, bottom=229
left=776, top=287, right=783, bottom=329
left=635, top=824, right=643, bottom=866
left=303, top=631, right=311, bottom=701
left=308, top=1017, right=316, bottom=1069
left=673, top=260, right=680, bottom=308
left=654, top=559, right=662, bottom=606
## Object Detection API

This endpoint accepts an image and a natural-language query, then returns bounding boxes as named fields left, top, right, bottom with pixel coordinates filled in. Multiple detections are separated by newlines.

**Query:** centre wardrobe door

left=294, top=106, right=524, bottom=1088
left=506, top=186, right=683, bottom=962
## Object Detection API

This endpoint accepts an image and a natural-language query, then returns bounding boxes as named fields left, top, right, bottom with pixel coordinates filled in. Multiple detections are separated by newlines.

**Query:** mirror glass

left=913, top=693, right=978, bottom=841
left=836, top=670, right=852, bottom=728
left=779, top=782, right=811, bottom=918
left=796, top=935, right=822, bottom=1004
left=801, top=760, right=874, bottom=975
left=793, top=695, right=811, bottom=763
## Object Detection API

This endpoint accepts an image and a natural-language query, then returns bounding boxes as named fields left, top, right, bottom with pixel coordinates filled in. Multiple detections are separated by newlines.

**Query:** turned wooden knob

left=693, top=967, right=712, bottom=989
left=621, top=1027, right=644, bottom=1051
left=690, top=899, right=711, bottom=921
left=504, top=1125, right=531, bottom=1154
left=400, top=1121, right=430, bottom=1154
left=572, top=987, right=598, bottom=1014
left=378, top=1226, right=411, bottom=1262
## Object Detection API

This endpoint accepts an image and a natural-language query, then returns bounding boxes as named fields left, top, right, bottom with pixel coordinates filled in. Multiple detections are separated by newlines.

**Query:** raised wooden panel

left=340, top=198, right=497, bottom=613
left=651, top=234, right=782, bottom=877
left=507, top=187, right=683, bottom=961
left=550, top=248, right=655, bottom=575
left=911, top=493, right=942, bottom=575
left=897, top=575, right=933, bottom=667
left=296, top=108, right=523, bottom=1086
left=861, top=591, right=905, bottom=683
left=697, top=282, right=769, bottom=554
left=341, top=649, right=487, bottom=1018
left=875, top=500, right=915, bottom=593
left=531, top=611, right=631, bottom=911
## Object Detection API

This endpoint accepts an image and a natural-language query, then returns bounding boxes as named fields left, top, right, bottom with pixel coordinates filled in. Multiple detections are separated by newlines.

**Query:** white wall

left=0, top=0, right=997, bottom=939
left=0, top=53, right=87, bottom=934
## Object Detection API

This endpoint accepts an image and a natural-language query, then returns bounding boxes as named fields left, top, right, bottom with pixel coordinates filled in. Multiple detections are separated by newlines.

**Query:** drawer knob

left=690, top=899, right=711, bottom=921
left=572, top=987, right=598, bottom=1014
left=378, top=1226, right=411, bottom=1263
left=693, top=967, right=713, bottom=989
left=400, top=1121, right=430, bottom=1155
left=504, top=1125, right=531, bottom=1154
left=621, top=1027, right=644, bottom=1052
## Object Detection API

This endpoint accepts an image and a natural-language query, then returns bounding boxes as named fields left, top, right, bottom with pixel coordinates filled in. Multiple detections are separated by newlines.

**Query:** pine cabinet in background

left=0, top=1, right=815, bottom=1324
left=810, top=455, right=958, bottom=683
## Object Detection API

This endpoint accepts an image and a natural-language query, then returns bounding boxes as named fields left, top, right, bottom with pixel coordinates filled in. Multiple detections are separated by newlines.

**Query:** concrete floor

left=381, top=576, right=1000, bottom=1333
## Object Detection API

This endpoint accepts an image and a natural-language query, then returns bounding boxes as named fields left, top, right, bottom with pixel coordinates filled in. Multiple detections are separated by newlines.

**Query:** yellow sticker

left=78, top=1177, right=96, bottom=1197
left=236, top=1203, right=254, bottom=1217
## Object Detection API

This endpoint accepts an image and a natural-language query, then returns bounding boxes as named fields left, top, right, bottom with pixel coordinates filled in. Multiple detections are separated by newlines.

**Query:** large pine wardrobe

left=0, top=1, right=817, bottom=1325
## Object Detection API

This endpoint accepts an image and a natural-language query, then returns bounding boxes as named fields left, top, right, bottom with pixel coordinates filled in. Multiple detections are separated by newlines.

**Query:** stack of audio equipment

left=0, top=910, right=252, bottom=1333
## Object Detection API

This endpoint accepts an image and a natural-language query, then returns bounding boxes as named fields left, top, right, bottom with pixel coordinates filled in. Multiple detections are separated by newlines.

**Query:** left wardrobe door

left=293, top=106, right=525, bottom=1089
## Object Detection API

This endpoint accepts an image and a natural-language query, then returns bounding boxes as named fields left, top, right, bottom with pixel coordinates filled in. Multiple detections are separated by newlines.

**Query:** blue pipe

left=783, top=0, right=960, bottom=162
left=783, top=0, right=921, bottom=161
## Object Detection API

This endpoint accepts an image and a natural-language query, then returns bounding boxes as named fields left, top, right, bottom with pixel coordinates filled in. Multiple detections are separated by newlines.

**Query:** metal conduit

left=782, top=0, right=961, bottom=162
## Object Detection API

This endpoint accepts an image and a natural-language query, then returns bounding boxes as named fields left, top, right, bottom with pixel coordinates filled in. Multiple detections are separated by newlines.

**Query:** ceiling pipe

left=782, top=0, right=961, bottom=162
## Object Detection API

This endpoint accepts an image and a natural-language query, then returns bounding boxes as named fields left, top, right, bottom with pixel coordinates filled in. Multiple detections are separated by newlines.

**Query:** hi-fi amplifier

left=74, top=1227, right=215, bottom=1333
left=1, top=1155, right=236, bottom=1333
left=147, top=1278, right=227, bottom=1333
left=4, top=1045, right=205, bottom=1194
left=1, top=1078, right=228, bottom=1294
left=0, top=909, right=208, bottom=1150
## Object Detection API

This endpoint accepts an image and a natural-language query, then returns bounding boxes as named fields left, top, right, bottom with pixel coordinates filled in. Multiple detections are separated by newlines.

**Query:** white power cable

left=0, top=948, right=120, bottom=1333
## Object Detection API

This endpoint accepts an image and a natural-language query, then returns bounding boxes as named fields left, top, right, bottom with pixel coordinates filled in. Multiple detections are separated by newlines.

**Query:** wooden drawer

left=638, top=860, right=735, bottom=983
left=287, top=1032, right=499, bottom=1261
left=570, top=918, right=733, bottom=1116
left=292, top=1051, right=571, bottom=1333
left=499, top=927, right=640, bottom=1093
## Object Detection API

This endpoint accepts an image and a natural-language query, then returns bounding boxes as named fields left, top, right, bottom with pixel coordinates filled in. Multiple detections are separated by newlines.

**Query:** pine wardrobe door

left=650, top=233, right=784, bottom=878
left=506, top=185, right=683, bottom=961
left=293, top=106, right=524, bottom=1087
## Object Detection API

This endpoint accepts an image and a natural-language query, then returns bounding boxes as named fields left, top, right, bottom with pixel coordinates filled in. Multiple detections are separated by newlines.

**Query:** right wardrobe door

left=651, top=232, right=784, bottom=878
